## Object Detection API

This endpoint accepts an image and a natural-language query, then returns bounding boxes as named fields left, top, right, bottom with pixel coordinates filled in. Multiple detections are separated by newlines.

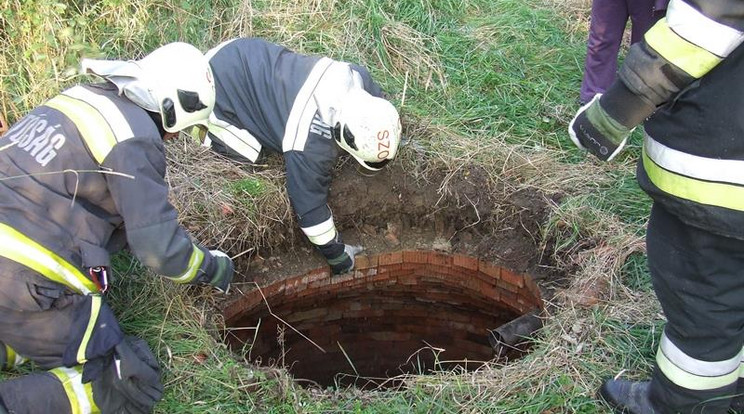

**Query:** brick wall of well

left=223, top=250, right=543, bottom=386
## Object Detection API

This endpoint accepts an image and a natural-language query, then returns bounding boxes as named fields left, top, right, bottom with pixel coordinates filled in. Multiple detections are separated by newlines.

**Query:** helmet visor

left=332, top=123, right=357, bottom=150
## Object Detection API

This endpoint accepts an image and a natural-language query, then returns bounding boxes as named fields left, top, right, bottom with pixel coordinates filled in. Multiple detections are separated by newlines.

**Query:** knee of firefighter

left=0, top=271, right=67, bottom=312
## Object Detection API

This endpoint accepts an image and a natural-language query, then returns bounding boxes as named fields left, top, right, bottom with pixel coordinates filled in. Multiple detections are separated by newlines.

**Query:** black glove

left=88, top=336, right=163, bottom=414
left=206, top=250, right=234, bottom=293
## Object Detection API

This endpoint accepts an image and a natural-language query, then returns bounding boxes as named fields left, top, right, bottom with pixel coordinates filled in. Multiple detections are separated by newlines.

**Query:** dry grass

left=165, top=134, right=293, bottom=255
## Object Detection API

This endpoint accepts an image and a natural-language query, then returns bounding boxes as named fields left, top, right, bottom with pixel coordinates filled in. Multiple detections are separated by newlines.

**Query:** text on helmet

left=377, top=129, right=390, bottom=160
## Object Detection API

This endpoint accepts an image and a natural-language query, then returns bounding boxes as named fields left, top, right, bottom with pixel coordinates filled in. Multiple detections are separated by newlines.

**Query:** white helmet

left=81, top=42, right=215, bottom=133
left=333, top=89, right=401, bottom=171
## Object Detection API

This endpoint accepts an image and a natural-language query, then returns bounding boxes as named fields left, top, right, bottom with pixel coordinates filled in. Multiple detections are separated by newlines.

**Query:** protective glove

left=87, top=336, right=163, bottom=414
left=330, top=244, right=364, bottom=275
left=206, top=250, right=234, bottom=293
left=568, top=94, right=633, bottom=161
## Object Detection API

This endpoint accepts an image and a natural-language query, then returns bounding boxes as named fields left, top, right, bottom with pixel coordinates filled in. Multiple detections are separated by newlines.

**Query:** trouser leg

left=0, top=337, right=164, bottom=414
left=0, top=366, right=96, bottom=414
left=646, top=204, right=744, bottom=413
left=627, top=0, right=661, bottom=44
left=0, top=270, right=123, bottom=369
left=580, top=0, right=629, bottom=102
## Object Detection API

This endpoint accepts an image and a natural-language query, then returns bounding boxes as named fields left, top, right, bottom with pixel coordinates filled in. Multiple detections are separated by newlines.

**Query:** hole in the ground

left=223, top=251, right=543, bottom=388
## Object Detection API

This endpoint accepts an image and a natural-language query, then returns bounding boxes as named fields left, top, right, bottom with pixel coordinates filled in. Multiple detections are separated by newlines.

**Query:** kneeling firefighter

left=569, top=0, right=744, bottom=412
left=201, top=38, right=402, bottom=275
left=0, top=42, right=234, bottom=413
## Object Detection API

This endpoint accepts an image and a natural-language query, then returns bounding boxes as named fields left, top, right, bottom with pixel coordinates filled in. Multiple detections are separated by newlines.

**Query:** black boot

left=598, top=379, right=658, bottom=414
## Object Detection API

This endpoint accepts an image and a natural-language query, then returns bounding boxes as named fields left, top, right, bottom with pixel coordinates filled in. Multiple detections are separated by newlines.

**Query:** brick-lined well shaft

left=223, top=250, right=543, bottom=387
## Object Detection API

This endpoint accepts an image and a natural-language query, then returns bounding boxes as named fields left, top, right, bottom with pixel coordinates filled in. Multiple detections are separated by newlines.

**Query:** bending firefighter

left=569, top=0, right=744, bottom=412
left=201, top=38, right=402, bottom=275
left=0, top=43, right=233, bottom=413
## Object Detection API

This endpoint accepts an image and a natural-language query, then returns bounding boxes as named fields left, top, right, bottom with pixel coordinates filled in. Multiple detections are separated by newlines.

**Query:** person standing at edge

left=579, top=0, right=668, bottom=105
left=569, top=0, right=744, bottom=412
left=200, top=38, right=402, bottom=276
left=0, top=42, right=234, bottom=414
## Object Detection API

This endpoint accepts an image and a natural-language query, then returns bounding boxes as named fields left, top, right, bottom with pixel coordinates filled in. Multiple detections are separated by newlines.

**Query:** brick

left=308, top=277, right=331, bottom=290
left=305, top=267, right=331, bottom=284
left=428, top=251, right=453, bottom=266
left=331, top=272, right=355, bottom=284
left=499, top=290, right=520, bottom=310
left=378, top=251, right=404, bottom=266
left=354, top=254, right=377, bottom=270
left=501, top=267, right=525, bottom=288
left=285, top=307, right=327, bottom=323
left=479, top=262, right=502, bottom=280
left=452, top=254, right=479, bottom=271
left=402, top=250, right=428, bottom=264
left=378, top=263, right=403, bottom=274
left=496, top=279, right=519, bottom=293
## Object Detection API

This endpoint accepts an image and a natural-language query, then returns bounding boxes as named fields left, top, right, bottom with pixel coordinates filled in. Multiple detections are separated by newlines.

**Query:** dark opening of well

left=223, top=250, right=543, bottom=388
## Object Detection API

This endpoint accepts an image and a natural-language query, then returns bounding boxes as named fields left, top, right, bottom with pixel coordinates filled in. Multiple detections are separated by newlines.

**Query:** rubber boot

left=598, top=379, right=659, bottom=414
left=730, top=384, right=744, bottom=413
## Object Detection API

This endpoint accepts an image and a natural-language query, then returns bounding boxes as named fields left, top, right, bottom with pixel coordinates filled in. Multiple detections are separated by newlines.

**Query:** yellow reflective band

left=643, top=150, right=744, bottom=212
left=76, top=295, right=102, bottom=364
left=645, top=20, right=722, bottom=78
left=657, top=347, right=738, bottom=391
left=50, top=366, right=99, bottom=414
left=167, top=244, right=205, bottom=283
left=4, top=344, right=14, bottom=369
left=0, top=223, right=96, bottom=294
left=45, top=94, right=117, bottom=164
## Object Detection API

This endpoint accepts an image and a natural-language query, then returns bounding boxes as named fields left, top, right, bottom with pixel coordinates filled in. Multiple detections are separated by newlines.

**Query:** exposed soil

left=227, top=158, right=563, bottom=297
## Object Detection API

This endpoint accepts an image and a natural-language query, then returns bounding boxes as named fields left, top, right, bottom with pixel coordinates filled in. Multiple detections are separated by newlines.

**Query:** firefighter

left=569, top=0, right=744, bottom=412
left=200, top=38, right=402, bottom=275
left=0, top=42, right=234, bottom=413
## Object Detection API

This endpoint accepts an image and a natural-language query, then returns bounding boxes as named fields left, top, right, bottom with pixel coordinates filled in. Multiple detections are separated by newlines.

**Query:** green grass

left=0, top=0, right=662, bottom=412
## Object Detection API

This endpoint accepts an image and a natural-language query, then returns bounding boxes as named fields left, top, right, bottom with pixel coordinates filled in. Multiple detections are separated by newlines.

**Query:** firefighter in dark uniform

left=201, top=38, right=402, bottom=275
left=0, top=42, right=234, bottom=413
left=569, top=0, right=744, bottom=412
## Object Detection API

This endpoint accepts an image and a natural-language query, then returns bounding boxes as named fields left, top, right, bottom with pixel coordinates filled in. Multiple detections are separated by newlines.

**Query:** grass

left=0, top=0, right=663, bottom=412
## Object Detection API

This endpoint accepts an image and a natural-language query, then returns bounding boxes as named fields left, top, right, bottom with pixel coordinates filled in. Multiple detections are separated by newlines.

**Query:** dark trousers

left=647, top=204, right=744, bottom=413
left=0, top=262, right=123, bottom=412
left=579, top=0, right=665, bottom=103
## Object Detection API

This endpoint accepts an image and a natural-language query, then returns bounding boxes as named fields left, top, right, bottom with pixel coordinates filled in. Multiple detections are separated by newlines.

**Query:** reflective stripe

left=645, top=135, right=744, bottom=185
left=642, top=148, right=744, bottom=212
left=0, top=223, right=96, bottom=294
left=206, top=113, right=261, bottom=162
left=657, top=333, right=740, bottom=391
left=166, top=244, right=205, bottom=283
left=283, top=57, right=334, bottom=153
left=44, top=92, right=118, bottom=164
left=645, top=20, right=722, bottom=78
left=63, top=87, right=134, bottom=143
left=301, top=216, right=337, bottom=246
left=76, top=295, right=102, bottom=364
left=50, top=366, right=99, bottom=414
left=666, top=0, right=744, bottom=57
left=4, top=344, right=25, bottom=369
